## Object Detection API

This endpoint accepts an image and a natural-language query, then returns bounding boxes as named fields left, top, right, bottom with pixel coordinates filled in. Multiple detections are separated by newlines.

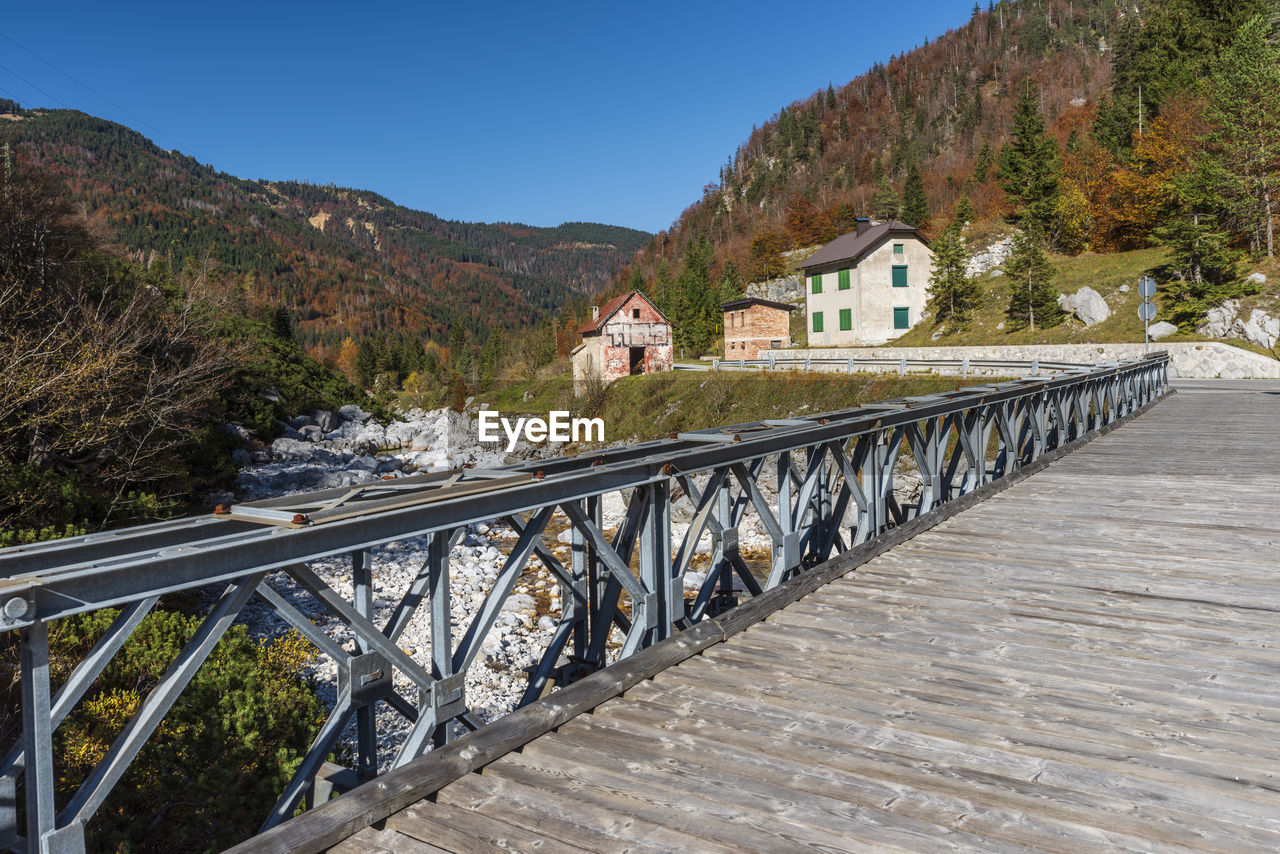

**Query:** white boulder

left=1147, top=321, right=1178, bottom=341
left=966, top=237, right=1014, bottom=277
left=1058, top=287, right=1111, bottom=327
left=1238, top=309, right=1279, bottom=349
left=1199, top=300, right=1239, bottom=338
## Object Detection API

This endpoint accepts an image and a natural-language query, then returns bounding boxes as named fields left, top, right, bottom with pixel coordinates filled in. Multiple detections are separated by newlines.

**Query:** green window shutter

left=813, top=311, right=824, bottom=333
left=892, top=265, right=908, bottom=287
left=894, top=307, right=910, bottom=329
left=810, top=274, right=822, bottom=294
left=839, top=308, right=852, bottom=330
left=837, top=269, right=851, bottom=290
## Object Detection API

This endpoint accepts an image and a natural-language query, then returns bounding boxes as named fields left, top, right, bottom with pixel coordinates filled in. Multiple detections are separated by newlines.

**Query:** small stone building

left=571, top=290, right=672, bottom=393
left=722, top=297, right=795, bottom=360
left=800, top=218, right=933, bottom=347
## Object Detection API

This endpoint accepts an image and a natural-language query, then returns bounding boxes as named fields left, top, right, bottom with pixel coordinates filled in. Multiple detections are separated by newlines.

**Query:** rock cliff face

left=966, top=237, right=1014, bottom=278
left=1197, top=300, right=1279, bottom=350
left=745, top=275, right=803, bottom=304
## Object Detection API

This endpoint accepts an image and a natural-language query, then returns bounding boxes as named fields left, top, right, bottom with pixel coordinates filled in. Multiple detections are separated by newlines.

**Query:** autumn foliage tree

left=0, top=155, right=232, bottom=532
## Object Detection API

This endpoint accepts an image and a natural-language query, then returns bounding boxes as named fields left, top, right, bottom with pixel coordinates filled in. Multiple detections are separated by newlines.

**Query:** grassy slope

left=473, top=366, right=973, bottom=446
left=883, top=246, right=1280, bottom=357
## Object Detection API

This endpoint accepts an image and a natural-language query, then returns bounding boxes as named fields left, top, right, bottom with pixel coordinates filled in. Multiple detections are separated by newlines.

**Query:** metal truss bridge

left=12, top=354, right=1258, bottom=853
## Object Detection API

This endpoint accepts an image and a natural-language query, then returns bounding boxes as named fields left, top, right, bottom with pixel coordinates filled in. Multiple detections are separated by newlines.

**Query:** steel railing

left=0, top=353, right=1170, bottom=853
left=677, top=355, right=1088, bottom=377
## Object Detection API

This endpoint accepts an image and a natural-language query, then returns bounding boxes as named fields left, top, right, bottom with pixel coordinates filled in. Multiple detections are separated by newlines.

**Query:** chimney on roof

left=591, top=305, right=599, bottom=321
left=855, top=217, right=871, bottom=236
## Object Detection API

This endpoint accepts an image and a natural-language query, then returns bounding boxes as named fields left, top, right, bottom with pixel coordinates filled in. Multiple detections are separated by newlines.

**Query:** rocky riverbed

left=226, top=403, right=793, bottom=770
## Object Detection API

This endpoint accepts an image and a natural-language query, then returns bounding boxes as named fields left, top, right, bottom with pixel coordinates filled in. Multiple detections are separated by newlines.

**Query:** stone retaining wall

left=792, top=342, right=1280, bottom=379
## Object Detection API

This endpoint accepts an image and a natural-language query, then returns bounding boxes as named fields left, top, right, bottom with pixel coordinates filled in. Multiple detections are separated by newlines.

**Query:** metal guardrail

left=676, top=355, right=1088, bottom=377
left=0, top=354, right=1170, bottom=853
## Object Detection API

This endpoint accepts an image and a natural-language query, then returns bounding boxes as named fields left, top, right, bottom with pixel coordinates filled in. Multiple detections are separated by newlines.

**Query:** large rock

left=744, top=275, right=802, bottom=303
left=271, top=437, right=327, bottom=462
left=339, top=404, right=373, bottom=423
left=1058, top=287, right=1111, bottom=327
left=1247, top=272, right=1267, bottom=285
left=1147, top=321, right=1178, bottom=341
left=966, top=237, right=1013, bottom=277
left=1238, top=309, right=1279, bottom=349
left=1198, top=300, right=1239, bottom=338
left=313, top=409, right=341, bottom=432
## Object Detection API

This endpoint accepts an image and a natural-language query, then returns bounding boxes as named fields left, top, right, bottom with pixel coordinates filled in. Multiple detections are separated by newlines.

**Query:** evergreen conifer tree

left=675, top=235, right=715, bottom=354
left=872, top=176, right=900, bottom=221
left=1155, top=160, right=1249, bottom=329
left=998, top=83, right=1061, bottom=232
left=931, top=222, right=977, bottom=332
left=901, top=163, right=930, bottom=228
left=1002, top=228, right=1063, bottom=330
left=1206, top=15, right=1280, bottom=257
left=926, top=222, right=981, bottom=331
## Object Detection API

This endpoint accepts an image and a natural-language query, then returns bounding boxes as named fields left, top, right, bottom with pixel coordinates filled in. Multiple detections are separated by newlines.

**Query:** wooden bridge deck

left=332, top=383, right=1280, bottom=853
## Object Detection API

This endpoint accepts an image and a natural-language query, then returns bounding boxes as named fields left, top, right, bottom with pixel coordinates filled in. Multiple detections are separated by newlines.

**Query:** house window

left=892, top=265, right=908, bottom=287
left=632, top=308, right=641, bottom=318
left=838, top=269, right=851, bottom=290
left=893, top=243, right=904, bottom=256
left=727, top=313, right=734, bottom=329
left=839, top=308, right=852, bottom=331
left=770, top=340, right=782, bottom=348
left=894, top=307, right=910, bottom=329
left=810, top=274, right=822, bottom=294
left=812, top=311, right=824, bottom=333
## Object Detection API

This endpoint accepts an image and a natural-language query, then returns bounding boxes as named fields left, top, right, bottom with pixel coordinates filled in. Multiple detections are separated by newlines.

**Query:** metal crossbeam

left=0, top=355, right=1170, bottom=853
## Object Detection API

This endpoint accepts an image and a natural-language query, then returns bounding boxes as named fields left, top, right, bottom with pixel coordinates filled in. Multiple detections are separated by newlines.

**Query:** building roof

left=720, top=297, right=796, bottom=312
left=799, top=221, right=930, bottom=272
left=578, top=290, right=670, bottom=334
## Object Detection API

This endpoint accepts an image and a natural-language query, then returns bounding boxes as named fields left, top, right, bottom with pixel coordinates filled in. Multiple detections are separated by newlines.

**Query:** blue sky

left=0, top=2, right=974, bottom=233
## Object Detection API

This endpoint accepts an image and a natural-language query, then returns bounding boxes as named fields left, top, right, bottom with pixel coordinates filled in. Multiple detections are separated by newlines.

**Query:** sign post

left=1138, top=277, right=1157, bottom=354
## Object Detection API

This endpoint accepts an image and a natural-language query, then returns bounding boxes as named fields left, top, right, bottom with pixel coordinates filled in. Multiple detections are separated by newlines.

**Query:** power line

left=0, top=59, right=71, bottom=109
left=0, top=30, right=197, bottom=159
left=0, top=81, right=25, bottom=105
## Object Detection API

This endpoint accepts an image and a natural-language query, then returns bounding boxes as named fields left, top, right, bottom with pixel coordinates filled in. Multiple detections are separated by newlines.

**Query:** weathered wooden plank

left=437, top=773, right=688, bottom=853
left=727, top=616, right=1280, bottom=726
left=586, top=693, right=1278, bottom=853
left=388, top=801, right=580, bottom=853
left=649, top=658, right=1280, bottom=820
left=505, top=730, right=1009, bottom=853
left=326, top=826, right=449, bottom=854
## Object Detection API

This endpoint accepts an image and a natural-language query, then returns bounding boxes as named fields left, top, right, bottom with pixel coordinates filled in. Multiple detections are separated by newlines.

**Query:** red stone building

left=571, top=290, right=673, bottom=392
left=722, top=297, right=795, bottom=360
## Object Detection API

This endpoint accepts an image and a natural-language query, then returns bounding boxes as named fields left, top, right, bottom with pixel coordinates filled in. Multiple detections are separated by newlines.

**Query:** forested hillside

left=0, top=106, right=650, bottom=357
left=614, top=0, right=1279, bottom=351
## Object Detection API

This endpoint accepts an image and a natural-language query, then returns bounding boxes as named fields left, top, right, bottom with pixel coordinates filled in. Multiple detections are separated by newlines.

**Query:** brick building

left=571, top=290, right=673, bottom=393
left=721, top=297, right=795, bottom=360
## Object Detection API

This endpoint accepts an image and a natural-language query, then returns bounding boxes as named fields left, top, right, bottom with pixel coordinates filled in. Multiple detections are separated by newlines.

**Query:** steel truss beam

left=0, top=355, right=1170, bottom=853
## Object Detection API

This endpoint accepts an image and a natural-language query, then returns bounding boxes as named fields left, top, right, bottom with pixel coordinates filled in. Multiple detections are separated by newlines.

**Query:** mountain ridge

left=0, top=103, right=650, bottom=357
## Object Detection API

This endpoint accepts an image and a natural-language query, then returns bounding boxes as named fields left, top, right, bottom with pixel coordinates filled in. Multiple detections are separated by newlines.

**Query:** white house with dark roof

left=799, top=218, right=933, bottom=347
